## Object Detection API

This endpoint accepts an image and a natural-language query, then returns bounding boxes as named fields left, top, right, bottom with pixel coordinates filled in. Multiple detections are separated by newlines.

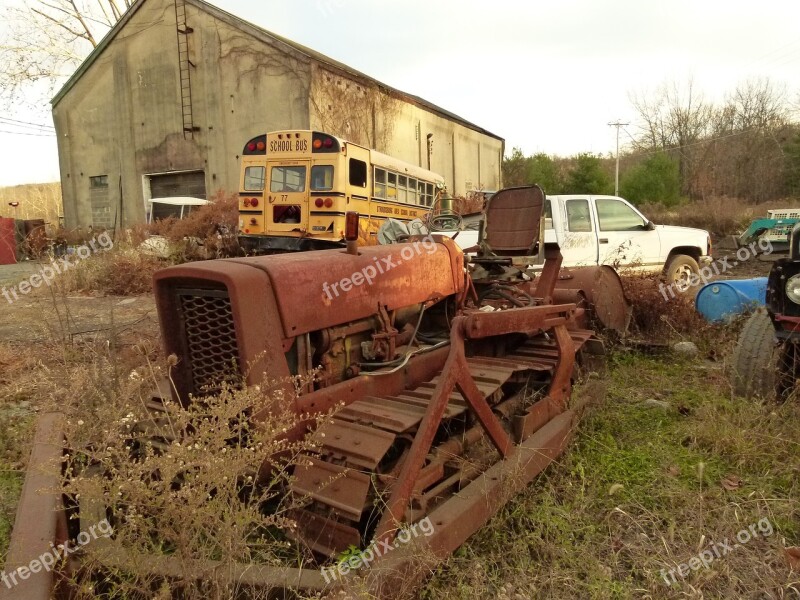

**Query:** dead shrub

left=57, top=247, right=167, bottom=296
left=620, top=273, right=708, bottom=339
left=147, top=190, right=240, bottom=260
left=640, top=196, right=800, bottom=237
left=37, top=345, right=336, bottom=599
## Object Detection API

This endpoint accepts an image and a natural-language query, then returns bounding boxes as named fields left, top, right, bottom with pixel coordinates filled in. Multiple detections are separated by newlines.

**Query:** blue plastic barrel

left=695, top=278, right=768, bottom=323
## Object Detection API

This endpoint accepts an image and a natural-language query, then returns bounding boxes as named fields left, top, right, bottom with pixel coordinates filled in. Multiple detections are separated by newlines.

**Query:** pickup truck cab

left=544, top=195, right=712, bottom=290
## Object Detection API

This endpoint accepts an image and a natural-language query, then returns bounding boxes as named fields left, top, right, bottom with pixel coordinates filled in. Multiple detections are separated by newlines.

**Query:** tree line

left=503, top=79, right=800, bottom=206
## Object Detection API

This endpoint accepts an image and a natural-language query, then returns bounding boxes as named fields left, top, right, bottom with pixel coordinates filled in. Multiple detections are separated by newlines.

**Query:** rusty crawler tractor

left=3, top=186, right=624, bottom=599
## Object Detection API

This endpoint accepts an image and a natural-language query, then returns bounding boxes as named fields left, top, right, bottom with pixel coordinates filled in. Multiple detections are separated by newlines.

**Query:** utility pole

left=607, top=120, right=629, bottom=196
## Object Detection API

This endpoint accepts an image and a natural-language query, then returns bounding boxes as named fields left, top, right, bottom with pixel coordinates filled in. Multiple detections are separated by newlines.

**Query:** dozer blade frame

left=374, top=302, right=578, bottom=544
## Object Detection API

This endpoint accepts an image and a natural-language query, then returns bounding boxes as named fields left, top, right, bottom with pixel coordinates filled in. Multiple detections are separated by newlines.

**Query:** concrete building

left=53, top=0, right=504, bottom=229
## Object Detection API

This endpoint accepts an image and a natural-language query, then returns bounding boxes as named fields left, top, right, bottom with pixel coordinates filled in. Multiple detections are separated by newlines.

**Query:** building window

left=89, top=175, right=111, bottom=229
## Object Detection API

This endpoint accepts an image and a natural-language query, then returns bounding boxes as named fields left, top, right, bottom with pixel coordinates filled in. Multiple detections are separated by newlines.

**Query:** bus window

left=425, top=183, right=434, bottom=207
left=407, top=178, right=418, bottom=204
left=273, top=205, right=301, bottom=223
left=349, top=159, right=367, bottom=187
left=398, top=175, right=407, bottom=203
left=270, top=166, right=306, bottom=193
left=374, top=168, right=387, bottom=198
left=244, top=166, right=266, bottom=191
left=387, top=172, right=397, bottom=199
left=311, top=165, right=333, bottom=191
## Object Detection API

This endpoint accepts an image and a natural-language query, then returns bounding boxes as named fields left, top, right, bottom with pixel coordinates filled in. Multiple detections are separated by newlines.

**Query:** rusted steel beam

left=462, top=303, right=577, bottom=339
left=534, top=243, right=563, bottom=302
left=373, top=320, right=469, bottom=543
left=0, top=413, right=65, bottom=600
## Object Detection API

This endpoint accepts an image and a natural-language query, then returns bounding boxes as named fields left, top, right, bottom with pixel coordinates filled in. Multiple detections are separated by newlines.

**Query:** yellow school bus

left=238, top=130, right=444, bottom=252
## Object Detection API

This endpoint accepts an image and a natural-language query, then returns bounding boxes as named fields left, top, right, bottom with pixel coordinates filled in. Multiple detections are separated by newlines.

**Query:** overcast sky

left=1, top=0, right=799, bottom=187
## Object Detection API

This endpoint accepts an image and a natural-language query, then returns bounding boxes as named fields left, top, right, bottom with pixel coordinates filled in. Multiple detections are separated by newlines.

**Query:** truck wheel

left=730, top=308, right=778, bottom=399
left=665, top=254, right=700, bottom=293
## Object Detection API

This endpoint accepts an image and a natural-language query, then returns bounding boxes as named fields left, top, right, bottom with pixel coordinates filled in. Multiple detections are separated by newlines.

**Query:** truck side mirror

left=644, top=220, right=655, bottom=231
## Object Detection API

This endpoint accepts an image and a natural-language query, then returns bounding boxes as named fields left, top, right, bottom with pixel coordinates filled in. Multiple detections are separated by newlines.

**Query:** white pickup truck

left=543, top=195, right=712, bottom=289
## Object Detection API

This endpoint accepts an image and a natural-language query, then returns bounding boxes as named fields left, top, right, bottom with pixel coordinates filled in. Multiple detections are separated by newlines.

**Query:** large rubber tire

left=665, top=254, right=700, bottom=293
left=730, top=308, right=778, bottom=399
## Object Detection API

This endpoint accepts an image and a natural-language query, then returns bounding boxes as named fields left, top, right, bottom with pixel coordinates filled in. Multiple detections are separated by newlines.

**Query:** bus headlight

left=786, top=274, right=800, bottom=304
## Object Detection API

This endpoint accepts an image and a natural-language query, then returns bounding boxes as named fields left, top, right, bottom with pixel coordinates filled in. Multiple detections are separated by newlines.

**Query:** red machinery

left=2, top=186, right=626, bottom=598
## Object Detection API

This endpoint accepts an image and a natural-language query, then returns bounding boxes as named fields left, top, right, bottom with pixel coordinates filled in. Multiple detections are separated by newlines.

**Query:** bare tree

left=710, top=79, right=791, bottom=201
left=629, top=79, right=714, bottom=198
left=0, top=182, right=62, bottom=222
left=0, top=0, right=129, bottom=109
left=629, top=78, right=797, bottom=202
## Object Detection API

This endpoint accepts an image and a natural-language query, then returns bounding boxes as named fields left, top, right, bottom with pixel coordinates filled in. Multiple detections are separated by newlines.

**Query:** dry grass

left=56, top=248, right=167, bottom=296
left=0, top=314, right=339, bottom=598
left=52, top=191, right=239, bottom=297
left=641, top=196, right=800, bottom=237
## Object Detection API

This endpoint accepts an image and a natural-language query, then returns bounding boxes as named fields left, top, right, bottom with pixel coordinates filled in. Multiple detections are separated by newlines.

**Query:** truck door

left=559, top=197, right=599, bottom=266
left=593, top=197, right=659, bottom=270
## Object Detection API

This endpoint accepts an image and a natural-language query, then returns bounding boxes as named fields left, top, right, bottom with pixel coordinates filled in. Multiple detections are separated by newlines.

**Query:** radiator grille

left=177, top=288, right=240, bottom=394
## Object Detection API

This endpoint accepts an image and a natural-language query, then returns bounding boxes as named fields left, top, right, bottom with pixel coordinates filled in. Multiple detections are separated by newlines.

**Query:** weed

left=420, top=351, right=800, bottom=599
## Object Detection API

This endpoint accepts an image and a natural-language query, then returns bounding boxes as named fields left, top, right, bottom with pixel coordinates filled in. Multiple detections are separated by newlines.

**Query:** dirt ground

left=0, top=260, right=158, bottom=342
left=0, top=261, right=39, bottom=289
left=710, top=234, right=774, bottom=280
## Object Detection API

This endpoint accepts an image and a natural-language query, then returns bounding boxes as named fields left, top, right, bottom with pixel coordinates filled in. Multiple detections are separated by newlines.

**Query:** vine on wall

left=310, top=66, right=401, bottom=150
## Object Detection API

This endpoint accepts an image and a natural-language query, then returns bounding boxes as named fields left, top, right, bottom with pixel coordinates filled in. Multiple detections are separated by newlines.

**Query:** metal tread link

left=288, top=330, right=593, bottom=556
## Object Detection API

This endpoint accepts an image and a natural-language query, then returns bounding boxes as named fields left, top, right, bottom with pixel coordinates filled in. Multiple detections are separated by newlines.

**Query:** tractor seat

left=473, top=185, right=544, bottom=264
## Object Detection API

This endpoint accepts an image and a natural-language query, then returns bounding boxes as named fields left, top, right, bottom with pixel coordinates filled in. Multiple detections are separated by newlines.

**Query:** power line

left=0, top=128, right=56, bottom=137
left=622, top=124, right=780, bottom=158
left=0, top=117, right=55, bottom=131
